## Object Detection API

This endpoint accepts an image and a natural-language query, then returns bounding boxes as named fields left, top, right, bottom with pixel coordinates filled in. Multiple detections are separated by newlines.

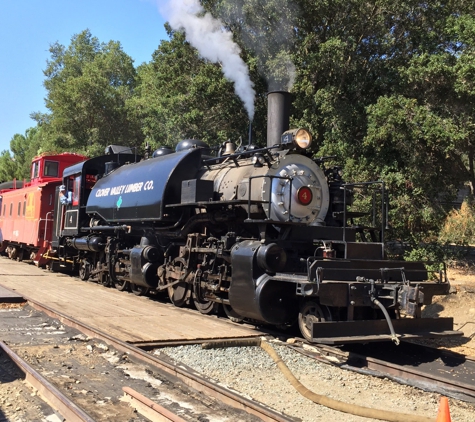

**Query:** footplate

left=310, top=318, right=462, bottom=344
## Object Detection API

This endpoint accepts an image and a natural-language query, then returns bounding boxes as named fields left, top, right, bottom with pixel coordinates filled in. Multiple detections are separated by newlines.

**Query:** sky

left=0, top=0, right=168, bottom=153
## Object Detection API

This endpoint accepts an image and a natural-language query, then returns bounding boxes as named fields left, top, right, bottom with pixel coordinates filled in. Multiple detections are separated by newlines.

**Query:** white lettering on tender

left=95, top=188, right=111, bottom=197
left=124, top=182, right=143, bottom=193
left=110, top=185, right=126, bottom=195
left=95, top=180, right=153, bottom=197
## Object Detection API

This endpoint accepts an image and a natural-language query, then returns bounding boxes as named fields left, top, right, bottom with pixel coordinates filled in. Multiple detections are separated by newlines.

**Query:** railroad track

left=130, top=335, right=475, bottom=405
left=0, top=340, right=95, bottom=421
left=0, top=297, right=292, bottom=422
left=125, top=322, right=475, bottom=406
left=1, top=265, right=474, bottom=421
left=286, top=340, right=475, bottom=404
left=2, top=337, right=263, bottom=422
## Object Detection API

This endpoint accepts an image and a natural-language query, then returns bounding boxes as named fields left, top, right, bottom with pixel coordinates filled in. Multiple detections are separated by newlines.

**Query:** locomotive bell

left=222, top=141, right=236, bottom=156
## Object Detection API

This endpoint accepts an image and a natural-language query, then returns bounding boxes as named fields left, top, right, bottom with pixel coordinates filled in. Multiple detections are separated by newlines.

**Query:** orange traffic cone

left=436, top=396, right=452, bottom=422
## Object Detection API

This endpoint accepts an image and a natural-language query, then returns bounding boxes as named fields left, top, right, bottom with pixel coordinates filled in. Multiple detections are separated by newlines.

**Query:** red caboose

left=0, top=152, right=87, bottom=265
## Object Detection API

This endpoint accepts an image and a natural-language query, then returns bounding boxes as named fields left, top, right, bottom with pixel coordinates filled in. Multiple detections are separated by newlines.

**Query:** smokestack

left=267, top=91, right=290, bottom=148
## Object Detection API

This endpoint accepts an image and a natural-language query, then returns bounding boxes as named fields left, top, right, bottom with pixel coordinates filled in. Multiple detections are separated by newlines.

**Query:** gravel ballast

left=158, top=340, right=475, bottom=422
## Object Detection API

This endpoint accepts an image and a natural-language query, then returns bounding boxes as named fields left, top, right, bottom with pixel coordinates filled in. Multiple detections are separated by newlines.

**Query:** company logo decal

left=95, top=180, right=154, bottom=198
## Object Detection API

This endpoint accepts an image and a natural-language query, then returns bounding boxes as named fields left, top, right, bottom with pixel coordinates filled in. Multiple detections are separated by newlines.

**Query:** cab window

left=44, top=161, right=59, bottom=177
left=72, top=176, right=81, bottom=206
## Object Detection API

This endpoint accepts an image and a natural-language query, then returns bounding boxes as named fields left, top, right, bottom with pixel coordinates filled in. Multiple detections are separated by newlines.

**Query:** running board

left=311, top=318, right=463, bottom=344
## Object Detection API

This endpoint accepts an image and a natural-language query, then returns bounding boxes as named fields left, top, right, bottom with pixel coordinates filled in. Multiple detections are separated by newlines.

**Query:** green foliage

left=128, top=26, right=267, bottom=149
left=3, top=2, right=475, bottom=248
left=0, top=127, right=45, bottom=182
left=363, top=95, right=463, bottom=238
left=37, top=29, right=143, bottom=156
left=404, top=242, right=448, bottom=274
left=286, top=0, right=475, bottom=240
left=404, top=239, right=472, bottom=275
left=203, top=0, right=299, bottom=91
left=405, top=242, right=446, bottom=264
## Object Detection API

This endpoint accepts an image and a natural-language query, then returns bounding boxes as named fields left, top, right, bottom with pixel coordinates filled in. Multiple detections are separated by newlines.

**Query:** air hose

left=202, top=338, right=434, bottom=422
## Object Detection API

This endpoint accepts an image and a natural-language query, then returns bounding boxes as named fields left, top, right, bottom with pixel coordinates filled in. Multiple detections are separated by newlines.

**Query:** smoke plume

left=219, top=1, right=300, bottom=92
left=160, top=0, right=255, bottom=121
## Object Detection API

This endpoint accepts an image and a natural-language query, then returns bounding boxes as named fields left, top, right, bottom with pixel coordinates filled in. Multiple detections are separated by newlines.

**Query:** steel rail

left=290, top=341, right=475, bottom=403
left=122, top=386, right=187, bottom=422
left=0, top=340, right=95, bottom=422
left=23, top=296, right=292, bottom=422
left=344, top=348, right=475, bottom=403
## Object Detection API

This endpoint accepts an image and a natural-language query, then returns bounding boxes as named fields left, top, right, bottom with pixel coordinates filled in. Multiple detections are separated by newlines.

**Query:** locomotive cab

left=52, top=148, right=140, bottom=244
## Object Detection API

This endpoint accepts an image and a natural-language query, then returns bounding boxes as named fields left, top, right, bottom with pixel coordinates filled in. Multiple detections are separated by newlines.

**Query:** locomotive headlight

left=281, top=128, right=313, bottom=150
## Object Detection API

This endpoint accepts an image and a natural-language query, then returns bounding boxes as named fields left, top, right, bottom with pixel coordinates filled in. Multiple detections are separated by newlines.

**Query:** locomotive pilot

left=59, top=185, right=72, bottom=205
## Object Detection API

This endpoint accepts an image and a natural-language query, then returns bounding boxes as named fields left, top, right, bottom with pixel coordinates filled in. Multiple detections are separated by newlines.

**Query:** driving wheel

left=131, top=284, right=149, bottom=296
left=114, top=279, right=130, bottom=291
left=79, top=259, right=91, bottom=281
left=167, top=258, right=190, bottom=307
left=223, top=304, right=244, bottom=323
left=193, top=293, right=219, bottom=315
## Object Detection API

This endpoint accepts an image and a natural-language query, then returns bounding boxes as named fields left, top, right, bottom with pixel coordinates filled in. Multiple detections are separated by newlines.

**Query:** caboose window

left=17, top=202, right=21, bottom=216
left=9, top=203, right=12, bottom=216
left=44, top=161, right=59, bottom=177
left=23, top=200, right=26, bottom=216
left=32, top=161, right=40, bottom=179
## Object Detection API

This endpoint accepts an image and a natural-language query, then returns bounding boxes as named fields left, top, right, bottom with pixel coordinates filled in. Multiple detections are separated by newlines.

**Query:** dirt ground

left=422, top=267, right=475, bottom=357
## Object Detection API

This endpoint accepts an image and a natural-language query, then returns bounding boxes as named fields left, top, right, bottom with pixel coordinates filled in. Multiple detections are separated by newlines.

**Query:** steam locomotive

left=0, top=92, right=460, bottom=344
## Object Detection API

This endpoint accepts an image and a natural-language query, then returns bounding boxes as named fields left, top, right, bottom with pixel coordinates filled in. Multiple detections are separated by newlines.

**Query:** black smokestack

left=267, top=91, right=290, bottom=148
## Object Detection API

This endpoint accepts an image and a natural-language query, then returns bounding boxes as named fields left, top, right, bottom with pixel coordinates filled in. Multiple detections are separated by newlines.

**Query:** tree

left=0, top=127, right=43, bottom=182
left=36, top=29, right=143, bottom=156
left=128, top=25, right=268, bottom=149
left=204, top=0, right=475, bottom=239
left=202, top=0, right=300, bottom=92
left=361, top=11, right=475, bottom=238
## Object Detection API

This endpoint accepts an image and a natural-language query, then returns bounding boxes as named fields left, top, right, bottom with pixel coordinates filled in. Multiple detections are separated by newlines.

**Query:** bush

left=438, top=199, right=475, bottom=245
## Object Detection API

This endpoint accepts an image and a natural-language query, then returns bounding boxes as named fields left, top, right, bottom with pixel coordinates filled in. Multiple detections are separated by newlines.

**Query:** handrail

left=341, top=181, right=387, bottom=244
left=42, top=211, right=55, bottom=242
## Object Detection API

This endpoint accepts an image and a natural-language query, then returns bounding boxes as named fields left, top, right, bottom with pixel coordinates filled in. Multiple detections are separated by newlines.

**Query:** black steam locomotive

left=46, top=92, right=458, bottom=344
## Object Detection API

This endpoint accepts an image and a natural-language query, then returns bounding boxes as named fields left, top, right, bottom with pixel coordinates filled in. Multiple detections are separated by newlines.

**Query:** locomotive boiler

left=46, top=92, right=459, bottom=344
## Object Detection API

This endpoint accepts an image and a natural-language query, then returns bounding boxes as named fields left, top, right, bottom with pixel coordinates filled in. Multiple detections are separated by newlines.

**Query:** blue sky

left=0, top=0, right=168, bottom=153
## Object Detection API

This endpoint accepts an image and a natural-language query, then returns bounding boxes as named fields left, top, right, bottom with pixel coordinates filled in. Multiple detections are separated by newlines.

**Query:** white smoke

left=159, top=0, right=255, bottom=121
